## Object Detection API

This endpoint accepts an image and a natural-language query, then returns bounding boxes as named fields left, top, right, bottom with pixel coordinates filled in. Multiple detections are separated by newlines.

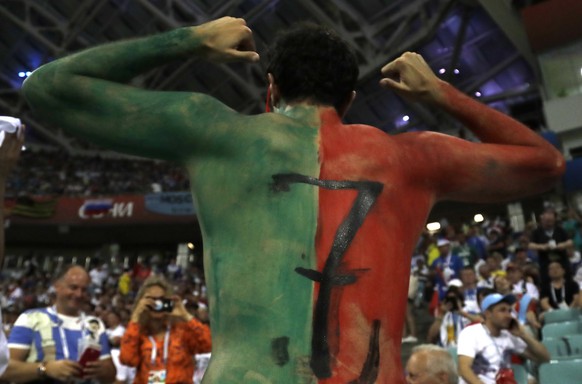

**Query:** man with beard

left=457, top=293, right=549, bottom=384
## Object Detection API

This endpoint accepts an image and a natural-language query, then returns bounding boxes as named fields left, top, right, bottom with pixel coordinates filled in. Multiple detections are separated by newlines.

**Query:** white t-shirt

left=457, top=323, right=527, bottom=384
left=512, top=280, right=539, bottom=300
left=0, top=309, right=9, bottom=377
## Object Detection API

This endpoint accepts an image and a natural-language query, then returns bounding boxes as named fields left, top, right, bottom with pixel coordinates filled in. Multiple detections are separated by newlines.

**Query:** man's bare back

left=22, top=17, right=564, bottom=383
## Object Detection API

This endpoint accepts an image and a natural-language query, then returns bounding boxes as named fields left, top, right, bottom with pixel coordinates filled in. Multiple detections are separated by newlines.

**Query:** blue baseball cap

left=481, top=293, right=516, bottom=312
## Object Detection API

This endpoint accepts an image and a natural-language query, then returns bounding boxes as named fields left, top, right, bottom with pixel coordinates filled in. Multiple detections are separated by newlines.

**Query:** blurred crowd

left=5, top=149, right=190, bottom=197
left=404, top=206, right=582, bottom=344
left=0, top=257, right=208, bottom=335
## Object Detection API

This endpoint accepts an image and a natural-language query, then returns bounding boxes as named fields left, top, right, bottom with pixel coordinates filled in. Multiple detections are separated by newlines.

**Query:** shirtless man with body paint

left=22, top=17, right=564, bottom=383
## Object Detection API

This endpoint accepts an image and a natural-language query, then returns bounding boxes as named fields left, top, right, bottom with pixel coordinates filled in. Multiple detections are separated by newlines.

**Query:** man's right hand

left=45, top=360, right=82, bottom=381
left=130, top=296, right=153, bottom=322
left=196, top=17, right=260, bottom=63
left=379, top=52, right=443, bottom=105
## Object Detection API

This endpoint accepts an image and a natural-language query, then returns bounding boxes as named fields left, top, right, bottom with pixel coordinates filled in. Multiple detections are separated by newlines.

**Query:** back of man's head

left=408, top=344, right=458, bottom=384
left=266, top=23, right=359, bottom=112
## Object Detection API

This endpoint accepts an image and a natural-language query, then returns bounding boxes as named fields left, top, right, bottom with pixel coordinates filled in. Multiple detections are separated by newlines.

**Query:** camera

left=151, top=298, right=174, bottom=313
left=444, top=296, right=459, bottom=311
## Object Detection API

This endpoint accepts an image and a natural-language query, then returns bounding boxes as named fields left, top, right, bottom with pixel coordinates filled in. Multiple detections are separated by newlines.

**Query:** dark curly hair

left=266, top=23, right=359, bottom=112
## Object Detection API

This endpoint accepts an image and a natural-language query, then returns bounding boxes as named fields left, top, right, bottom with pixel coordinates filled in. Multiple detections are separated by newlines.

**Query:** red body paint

left=314, top=110, right=433, bottom=383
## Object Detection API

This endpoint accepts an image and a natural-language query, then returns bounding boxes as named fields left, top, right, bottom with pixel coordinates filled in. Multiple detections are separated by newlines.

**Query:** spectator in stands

left=457, top=293, right=549, bottom=384
left=459, top=266, right=480, bottom=313
left=0, top=119, right=25, bottom=380
left=454, top=232, right=477, bottom=267
left=561, top=207, right=581, bottom=241
left=89, top=262, right=108, bottom=292
left=405, top=344, right=458, bottom=384
left=476, top=264, right=494, bottom=289
left=493, top=274, right=540, bottom=330
left=486, top=226, right=507, bottom=258
left=427, top=286, right=478, bottom=348
left=105, top=311, right=135, bottom=384
left=540, top=260, right=581, bottom=318
left=6, top=265, right=115, bottom=383
left=486, top=252, right=506, bottom=278
left=510, top=247, right=534, bottom=269
left=466, top=224, right=488, bottom=262
left=529, top=207, right=573, bottom=287
left=165, top=258, right=182, bottom=280
left=516, top=235, right=538, bottom=264
left=506, top=262, right=539, bottom=301
left=118, top=267, right=132, bottom=296
left=120, top=275, right=211, bottom=384
left=432, top=239, right=464, bottom=301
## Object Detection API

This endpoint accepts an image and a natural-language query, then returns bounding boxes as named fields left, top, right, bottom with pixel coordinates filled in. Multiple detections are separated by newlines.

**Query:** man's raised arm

left=22, top=17, right=259, bottom=161
left=380, top=52, right=565, bottom=202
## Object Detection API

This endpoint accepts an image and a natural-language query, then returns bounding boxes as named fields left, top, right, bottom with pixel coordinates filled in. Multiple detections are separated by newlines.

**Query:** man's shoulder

left=459, top=322, right=485, bottom=337
left=14, top=307, right=52, bottom=323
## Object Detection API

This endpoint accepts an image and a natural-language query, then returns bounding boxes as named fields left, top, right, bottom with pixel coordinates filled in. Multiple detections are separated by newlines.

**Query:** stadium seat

left=563, top=334, right=582, bottom=356
left=543, top=308, right=581, bottom=324
left=447, top=346, right=457, bottom=363
left=539, top=359, right=582, bottom=384
left=511, top=363, right=528, bottom=384
left=542, top=337, right=569, bottom=359
left=542, top=320, right=582, bottom=339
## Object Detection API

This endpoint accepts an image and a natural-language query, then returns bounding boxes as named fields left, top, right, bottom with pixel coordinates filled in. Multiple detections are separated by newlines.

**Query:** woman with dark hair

left=120, top=276, right=211, bottom=384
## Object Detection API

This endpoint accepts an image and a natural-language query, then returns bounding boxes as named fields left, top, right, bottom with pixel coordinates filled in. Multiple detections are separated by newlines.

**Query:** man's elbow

left=21, top=70, right=43, bottom=102
left=544, top=151, right=566, bottom=182
left=539, top=349, right=551, bottom=364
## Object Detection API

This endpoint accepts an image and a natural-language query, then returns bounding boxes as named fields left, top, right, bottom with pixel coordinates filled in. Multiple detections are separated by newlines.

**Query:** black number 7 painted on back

left=272, top=173, right=383, bottom=381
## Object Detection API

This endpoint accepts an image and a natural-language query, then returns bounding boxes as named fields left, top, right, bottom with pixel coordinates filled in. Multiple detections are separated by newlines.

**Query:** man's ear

left=338, top=91, right=356, bottom=118
left=267, top=73, right=280, bottom=108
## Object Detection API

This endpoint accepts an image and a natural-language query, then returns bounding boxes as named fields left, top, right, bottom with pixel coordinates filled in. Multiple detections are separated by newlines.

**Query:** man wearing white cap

left=432, top=238, right=464, bottom=302
left=457, top=293, right=549, bottom=384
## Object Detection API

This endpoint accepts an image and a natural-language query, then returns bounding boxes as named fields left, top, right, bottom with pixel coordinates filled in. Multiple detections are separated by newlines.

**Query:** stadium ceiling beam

left=458, top=52, right=521, bottom=94
left=136, top=0, right=182, bottom=29
left=140, top=0, right=271, bottom=112
left=478, top=84, right=539, bottom=104
left=294, top=0, right=446, bottom=131
left=59, top=0, right=109, bottom=50
left=476, top=0, right=540, bottom=80
left=445, top=5, right=473, bottom=83
left=366, top=0, right=433, bottom=37
left=361, top=0, right=460, bottom=131
left=0, top=4, right=60, bottom=55
left=359, top=0, right=457, bottom=83
left=295, top=0, right=370, bottom=61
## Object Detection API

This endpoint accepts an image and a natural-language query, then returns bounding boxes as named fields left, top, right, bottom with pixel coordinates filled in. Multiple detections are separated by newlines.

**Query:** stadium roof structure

left=0, top=0, right=544, bottom=156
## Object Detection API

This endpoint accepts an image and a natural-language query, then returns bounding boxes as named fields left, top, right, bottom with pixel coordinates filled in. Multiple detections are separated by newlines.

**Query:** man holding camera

left=427, top=285, right=481, bottom=348
left=7, top=265, right=115, bottom=383
left=457, top=293, right=549, bottom=384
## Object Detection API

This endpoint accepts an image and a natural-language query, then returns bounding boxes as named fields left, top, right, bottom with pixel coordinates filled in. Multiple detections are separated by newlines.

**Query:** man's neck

left=551, top=278, right=565, bottom=287
left=484, top=321, right=501, bottom=337
left=147, top=319, right=169, bottom=335
left=54, top=304, right=80, bottom=317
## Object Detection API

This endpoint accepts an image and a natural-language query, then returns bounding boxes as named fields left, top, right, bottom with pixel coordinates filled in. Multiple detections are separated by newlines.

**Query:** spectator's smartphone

left=78, top=345, right=101, bottom=377
left=508, top=318, right=518, bottom=330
